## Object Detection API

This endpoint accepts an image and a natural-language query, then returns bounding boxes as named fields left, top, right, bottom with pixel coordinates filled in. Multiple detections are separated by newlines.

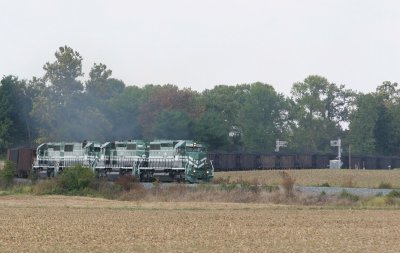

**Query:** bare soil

left=1, top=195, right=400, bottom=252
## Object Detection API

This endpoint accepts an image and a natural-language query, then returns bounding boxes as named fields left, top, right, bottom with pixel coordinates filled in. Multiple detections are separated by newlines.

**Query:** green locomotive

left=133, top=140, right=214, bottom=183
left=97, top=140, right=147, bottom=177
left=33, top=140, right=214, bottom=183
left=32, top=141, right=101, bottom=177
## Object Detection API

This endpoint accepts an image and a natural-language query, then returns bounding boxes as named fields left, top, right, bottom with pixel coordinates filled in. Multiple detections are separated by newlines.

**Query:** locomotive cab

left=184, top=141, right=214, bottom=183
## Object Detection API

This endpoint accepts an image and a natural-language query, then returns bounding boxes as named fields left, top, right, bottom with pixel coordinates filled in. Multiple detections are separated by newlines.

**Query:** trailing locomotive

left=96, top=140, right=147, bottom=176
left=33, top=141, right=101, bottom=177
left=32, top=140, right=214, bottom=183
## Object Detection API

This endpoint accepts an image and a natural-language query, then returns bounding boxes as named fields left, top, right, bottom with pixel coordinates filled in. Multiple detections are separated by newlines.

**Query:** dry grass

left=115, top=183, right=342, bottom=206
left=1, top=195, right=400, bottom=252
left=215, top=169, right=400, bottom=188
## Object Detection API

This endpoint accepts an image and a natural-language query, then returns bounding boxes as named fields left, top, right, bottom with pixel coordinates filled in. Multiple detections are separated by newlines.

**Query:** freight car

left=7, top=147, right=36, bottom=177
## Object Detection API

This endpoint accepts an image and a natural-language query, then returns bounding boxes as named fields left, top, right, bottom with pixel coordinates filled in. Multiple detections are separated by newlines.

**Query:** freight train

left=30, top=140, right=214, bottom=183
left=7, top=147, right=400, bottom=180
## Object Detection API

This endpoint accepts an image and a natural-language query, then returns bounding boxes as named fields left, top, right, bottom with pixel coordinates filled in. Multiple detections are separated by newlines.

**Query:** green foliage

left=219, top=182, right=238, bottom=191
left=43, top=45, right=84, bottom=101
left=138, top=85, right=199, bottom=139
left=338, top=190, right=359, bottom=202
left=31, top=46, right=114, bottom=142
left=58, top=165, right=96, bottom=191
left=348, top=93, right=380, bottom=154
left=349, top=82, right=400, bottom=155
left=3, top=44, right=400, bottom=156
left=361, top=196, right=388, bottom=207
left=107, top=85, right=144, bottom=139
left=363, top=191, right=400, bottom=207
left=238, top=83, right=288, bottom=152
left=193, top=111, right=230, bottom=150
left=377, top=182, right=392, bottom=189
left=86, top=63, right=113, bottom=99
left=238, top=181, right=261, bottom=193
left=0, top=161, right=16, bottom=187
left=201, top=85, right=244, bottom=126
left=31, top=166, right=99, bottom=196
left=150, top=110, right=192, bottom=139
left=262, top=184, right=279, bottom=192
left=289, top=75, right=355, bottom=153
left=0, top=76, right=33, bottom=150
left=386, top=190, right=400, bottom=198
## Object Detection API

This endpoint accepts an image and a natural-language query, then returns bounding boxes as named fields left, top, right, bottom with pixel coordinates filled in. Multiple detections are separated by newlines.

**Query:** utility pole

left=348, top=145, right=351, bottom=169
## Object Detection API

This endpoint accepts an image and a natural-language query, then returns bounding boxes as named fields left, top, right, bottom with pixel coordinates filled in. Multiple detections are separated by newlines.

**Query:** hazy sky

left=1, top=0, right=399, bottom=95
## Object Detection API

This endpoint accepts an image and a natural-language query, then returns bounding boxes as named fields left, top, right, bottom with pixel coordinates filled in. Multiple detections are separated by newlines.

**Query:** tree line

left=0, top=46, right=398, bottom=156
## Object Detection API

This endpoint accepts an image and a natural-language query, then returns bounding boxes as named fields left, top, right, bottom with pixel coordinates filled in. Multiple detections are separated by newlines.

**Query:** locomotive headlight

left=206, top=170, right=209, bottom=174
left=193, top=170, right=196, bottom=173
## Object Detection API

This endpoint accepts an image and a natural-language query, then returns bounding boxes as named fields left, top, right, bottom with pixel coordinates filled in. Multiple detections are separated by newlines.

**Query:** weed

left=342, top=177, right=356, bottom=188
left=92, top=180, right=123, bottom=199
left=377, top=182, right=392, bottom=189
left=115, top=175, right=137, bottom=191
left=239, top=181, right=260, bottom=194
left=220, top=182, right=238, bottom=191
left=338, top=190, right=359, bottom=202
left=32, top=179, right=63, bottom=195
left=213, top=176, right=231, bottom=185
left=279, top=171, right=296, bottom=197
left=262, top=184, right=279, bottom=192
left=58, top=165, right=96, bottom=191
left=11, top=184, right=33, bottom=194
left=319, top=183, right=330, bottom=187
left=0, top=161, right=16, bottom=188
left=383, top=194, right=400, bottom=206
left=387, top=190, right=400, bottom=198
left=362, top=196, right=387, bottom=207
left=152, top=179, right=161, bottom=189
left=317, top=191, right=327, bottom=202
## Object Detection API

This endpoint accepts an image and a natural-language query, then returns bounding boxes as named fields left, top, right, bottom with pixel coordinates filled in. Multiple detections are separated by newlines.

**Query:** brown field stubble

left=1, top=195, right=400, bottom=253
left=215, top=169, right=400, bottom=188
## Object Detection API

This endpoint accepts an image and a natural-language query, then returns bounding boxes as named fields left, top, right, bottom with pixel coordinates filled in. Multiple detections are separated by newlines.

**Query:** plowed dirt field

left=1, top=195, right=400, bottom=252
